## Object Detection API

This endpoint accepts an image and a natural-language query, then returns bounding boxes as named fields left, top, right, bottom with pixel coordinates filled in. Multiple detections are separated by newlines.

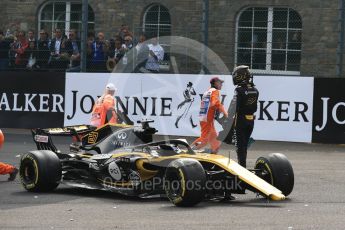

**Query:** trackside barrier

left=0, top=72, right=344, bottom=144
left=0, top=72, right=65, bottom=128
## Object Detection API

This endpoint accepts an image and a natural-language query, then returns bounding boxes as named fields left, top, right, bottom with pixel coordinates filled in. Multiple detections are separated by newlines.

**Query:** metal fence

left=0, top=4, right=180, bottom=74
left=0, top=27, right=202, bottom=74
left=1, top=3, right=345, bottom=77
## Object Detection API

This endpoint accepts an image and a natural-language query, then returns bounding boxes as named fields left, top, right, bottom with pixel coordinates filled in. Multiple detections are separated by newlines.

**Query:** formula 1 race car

left=19, top=120, right=294, bottom=207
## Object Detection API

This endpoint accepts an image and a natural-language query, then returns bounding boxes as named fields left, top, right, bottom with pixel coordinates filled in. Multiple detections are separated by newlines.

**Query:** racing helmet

left=232, top=65, right=251, bottom=85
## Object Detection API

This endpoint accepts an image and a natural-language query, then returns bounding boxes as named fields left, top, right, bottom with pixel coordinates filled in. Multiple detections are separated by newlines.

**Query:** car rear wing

left=31, top=125, right=96, bottom=153
left=33, top=125, right=96, bottom=136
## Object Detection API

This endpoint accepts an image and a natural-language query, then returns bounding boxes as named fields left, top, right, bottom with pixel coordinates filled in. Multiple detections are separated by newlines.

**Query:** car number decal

left=88, top=131, right=98, bottom=144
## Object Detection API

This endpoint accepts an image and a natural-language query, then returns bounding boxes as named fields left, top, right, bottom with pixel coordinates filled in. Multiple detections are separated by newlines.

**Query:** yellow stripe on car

left=179, top=169, right=186, bottom=197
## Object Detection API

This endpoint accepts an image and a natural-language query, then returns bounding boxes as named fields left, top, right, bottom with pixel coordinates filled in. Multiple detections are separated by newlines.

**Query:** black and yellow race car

left=19, top=120, right=294, bottom=207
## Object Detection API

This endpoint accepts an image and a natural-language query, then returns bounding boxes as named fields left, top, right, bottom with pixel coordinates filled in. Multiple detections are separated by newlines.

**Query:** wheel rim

left=256, top=162, right=273, bottom=185
left=20, top=160, right=38, bottom=185
left=165, top=170, right=183, bottom=199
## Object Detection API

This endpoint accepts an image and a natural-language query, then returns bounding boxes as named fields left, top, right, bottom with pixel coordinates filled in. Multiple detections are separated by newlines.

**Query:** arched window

left=143, top=4, right=171, bottom=38
left=39, top=1, right=95, bottom=37
left=235, top=7, right=302, bottom=74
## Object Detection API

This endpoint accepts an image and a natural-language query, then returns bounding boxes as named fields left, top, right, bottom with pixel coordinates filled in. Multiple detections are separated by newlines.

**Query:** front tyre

left=255, top=153, right=294, bottom=196
left=20, top=150, right=61, bottom=192
left=164, top=159, right=206, bottom=207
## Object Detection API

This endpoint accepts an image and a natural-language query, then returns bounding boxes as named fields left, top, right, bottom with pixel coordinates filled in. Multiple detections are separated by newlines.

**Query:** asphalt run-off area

left=0, top=130, right=344, bottom=230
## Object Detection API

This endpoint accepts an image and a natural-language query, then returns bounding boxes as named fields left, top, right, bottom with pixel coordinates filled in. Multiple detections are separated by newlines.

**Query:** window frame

left=142, top=4, right=171, bottom=39
left=235, top=7, right=302, bottom=75
left=38, top=1, right=95, bottom=38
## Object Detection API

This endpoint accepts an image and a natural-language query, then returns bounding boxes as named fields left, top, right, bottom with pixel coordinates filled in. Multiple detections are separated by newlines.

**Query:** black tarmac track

left=0, top=130, right=344, bottom=230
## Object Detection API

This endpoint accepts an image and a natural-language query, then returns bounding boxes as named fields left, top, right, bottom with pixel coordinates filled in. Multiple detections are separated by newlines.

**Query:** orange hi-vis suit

left=0, top=162, right=16, bottom=175
left=90, top=94, right=117, bottom=128
left=192, top=87, right=226, bottom=153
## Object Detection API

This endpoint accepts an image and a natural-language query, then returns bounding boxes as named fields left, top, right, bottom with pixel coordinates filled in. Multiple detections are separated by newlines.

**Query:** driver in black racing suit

left=232, top=65, right=259, bottom=168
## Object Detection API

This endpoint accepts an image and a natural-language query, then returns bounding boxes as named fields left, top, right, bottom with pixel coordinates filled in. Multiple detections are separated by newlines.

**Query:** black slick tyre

left=255, top=153, right=294, bottom=196
left=20, top=150, right=61, bottom=192
left=164, top=159, right=206, bottom=207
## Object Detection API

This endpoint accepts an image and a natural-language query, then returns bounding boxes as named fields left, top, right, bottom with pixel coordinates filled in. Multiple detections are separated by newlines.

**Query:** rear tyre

left=164, top=159, right=206, bottom=207
left=255, top=153, right=294, bottom=196
left=20, top=150, right=61, bottom=192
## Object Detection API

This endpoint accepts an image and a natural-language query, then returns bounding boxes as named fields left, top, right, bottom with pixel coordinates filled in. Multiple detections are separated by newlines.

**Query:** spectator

left=65, top=29, right=81, bottom=72
left=0, top=30, right=11, bottom=70
left=88, top=32, right=108, bottom=72
left=49, top=28, right=69, bottom=70
left=134, top=33, right=149, bottom=73
left=118, top=24, right=132, bottom=41
left=107, top=38, right=125, bottom=71
left=135, top=34, right=147, bottom=54
left=118, top=24, right=127, bottom=41
left=8, top=31, right=18, bottom=68
left=13, top=31, right=29, bottom=69
left=37, top=29, right=50, bottom=70
left=25, top=40, right=38, bottom=70
left=86, top=31, right=95, bottom=71
left=145, top=37, right=164, bottom=73
left=87, top=31, right=95, bottom=43
left=124, top=35, right=134, bottom=51
left=27, top=29, right=35, bottom=42
left=122, top=35, right=134, bottom=69
left=289, top=31, right=301, bottom=50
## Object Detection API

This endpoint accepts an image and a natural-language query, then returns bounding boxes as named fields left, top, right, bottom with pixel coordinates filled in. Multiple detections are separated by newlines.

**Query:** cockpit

left=130, top=140, right=195, bottom=157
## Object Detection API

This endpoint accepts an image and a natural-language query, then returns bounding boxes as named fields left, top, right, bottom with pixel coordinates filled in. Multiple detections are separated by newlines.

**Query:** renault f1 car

left=19, top=121, right=294, bottom=207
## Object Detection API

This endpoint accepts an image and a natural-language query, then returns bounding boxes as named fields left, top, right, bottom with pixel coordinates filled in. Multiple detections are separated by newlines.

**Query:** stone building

left=0, top=0, right=343, bottom=77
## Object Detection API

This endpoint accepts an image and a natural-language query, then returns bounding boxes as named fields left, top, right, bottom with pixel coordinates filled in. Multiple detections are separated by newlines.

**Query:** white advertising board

left=253, top=76, right=314, bottom=142
left=64, top=73, right=234, bottom=137
left=65, top=73, right=313, bottom=143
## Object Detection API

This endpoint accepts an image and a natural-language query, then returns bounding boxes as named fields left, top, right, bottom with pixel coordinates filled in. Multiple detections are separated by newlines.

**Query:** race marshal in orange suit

left=90, top=83, right=118, bottom=128
left=192, top=77, right=228, bottom=154
left=0, top=129, right=18, bottom=181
